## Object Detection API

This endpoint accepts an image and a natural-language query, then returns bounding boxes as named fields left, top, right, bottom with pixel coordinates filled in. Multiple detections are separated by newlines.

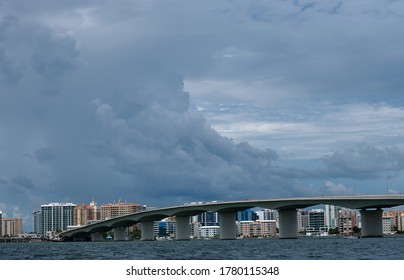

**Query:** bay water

left=1, top=236, right=404, bottom=260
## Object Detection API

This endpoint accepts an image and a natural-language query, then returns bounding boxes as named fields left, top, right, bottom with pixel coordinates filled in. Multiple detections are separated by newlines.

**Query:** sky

left=1, top=0, right=404, bottom=230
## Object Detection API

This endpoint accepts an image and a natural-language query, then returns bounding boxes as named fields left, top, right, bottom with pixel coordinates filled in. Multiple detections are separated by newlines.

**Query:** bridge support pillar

left=360, top=209, right=383, bottom=238
left=219, top=212, right=237, bottom=240
left=91, top=232, right=104, bottom=242
left=175, top=216, right=190, bottom=240
left=113, top=227, right=129, bottom=241
left=141, top=221, right=155, bottom=241
left=278, top=209, right=298, bottom=239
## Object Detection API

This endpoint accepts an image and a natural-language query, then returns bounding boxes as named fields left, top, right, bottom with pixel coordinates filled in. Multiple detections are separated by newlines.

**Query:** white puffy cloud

left=324, top=181, right=353, bottom=195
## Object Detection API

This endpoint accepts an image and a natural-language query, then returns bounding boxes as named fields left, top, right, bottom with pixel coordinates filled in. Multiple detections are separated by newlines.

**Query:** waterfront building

left=297, top=210, right=309, bottom=233
left=258, top=220, right=277, bottom=237
left=74, top=200, right=100, bottom=226
left=325, top=205, right=343, bottom=230
left=338, top=209, right=357, bottom=235
left=154, top=219, right=176, bottom=238
left=100, top=201, right=143, bottom=220
left=1, top=218, right=23, bottom=237
left=306, top=209, right=328, bottom=236
left=383, top=209, right=404, bottom=232
left=240, top=220, right=254, bottom=237
left=154, top=221, right=167, bottom=237
left=256, top=209, right=278, bottom=225
left=237, top=209, right=258, bottom=221
left=33, top=210, right=42, bottom=235
left=399, top=214, right=404, bottom=232
left=40, top=202, right=76, bottom=237
left=199, top=226, right=220, bottom=238
left=190, top=222, right=201, bottom=239
left=383, top=215, right=394, bottom=234
left=239, top=220, right=277, bottom=238
left=193, top=211, right=219, bottom=226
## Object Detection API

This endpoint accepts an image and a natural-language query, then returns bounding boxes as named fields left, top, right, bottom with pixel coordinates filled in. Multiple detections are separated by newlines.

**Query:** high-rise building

left=33, top=210, right=42, bottom=234
left=338, top=209, right=357, bottom=235
left=383, top=209, right=404, bottom=232
left=0, top=211, right=2, bottom=239
left=256, top=209, right=278, bottom=221
left=190, top=222, right=201, bottom=239
left=100, top=201, right=143, bottom=220
left=325, top=205, right=342, bottom=230
left=307, top=209, right=327, bottom=235
left=237, top=209, right=258, bottom=221
left=154, top=219, right=176, bottom=238
left=297, top=210, right=309, bottom=233
left=1, top=218, right=23, bottom=237
left=193, top=211, right=219, bottom=226
left=74, top=200, right=100, bottom=226
left=383, top=215, right=394, bottom=234
left=40, top=202, right=76, bottom=236
left=399, top=214, right=404, bottom=232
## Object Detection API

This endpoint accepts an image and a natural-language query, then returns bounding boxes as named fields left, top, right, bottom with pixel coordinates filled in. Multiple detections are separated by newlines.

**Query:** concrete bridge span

left=59, top=194, right=404, bottom=241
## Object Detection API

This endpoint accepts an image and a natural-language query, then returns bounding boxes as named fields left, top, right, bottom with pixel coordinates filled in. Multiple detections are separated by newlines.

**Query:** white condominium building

left=40, top=202, right=76, bottom=236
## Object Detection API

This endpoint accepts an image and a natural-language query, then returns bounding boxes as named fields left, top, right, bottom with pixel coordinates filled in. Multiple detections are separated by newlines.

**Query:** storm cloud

left=322, top=143, right=404, bottom=180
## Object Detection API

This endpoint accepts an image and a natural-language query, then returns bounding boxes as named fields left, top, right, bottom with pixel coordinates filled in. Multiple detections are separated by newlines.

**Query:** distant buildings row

left=3, top=200, right=404, bottom=239
left=27, top=200, right=404, bottom=239
left=147, top=210, right=277, bottom=239
left=155, top=206, right=404, bottom=239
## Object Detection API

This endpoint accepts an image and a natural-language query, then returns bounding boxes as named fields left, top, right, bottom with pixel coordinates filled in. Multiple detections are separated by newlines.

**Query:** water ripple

left=1, top=236, right=404, bottom=260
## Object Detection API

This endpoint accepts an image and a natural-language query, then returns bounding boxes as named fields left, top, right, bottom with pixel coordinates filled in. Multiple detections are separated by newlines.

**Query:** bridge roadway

left=59, top=194, right=404, bottom=241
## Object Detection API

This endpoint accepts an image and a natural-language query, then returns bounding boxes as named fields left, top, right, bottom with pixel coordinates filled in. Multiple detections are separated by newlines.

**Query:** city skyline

left=2, top=1, right=404, bottom=231
left=2, top=196, right=404, bottom=238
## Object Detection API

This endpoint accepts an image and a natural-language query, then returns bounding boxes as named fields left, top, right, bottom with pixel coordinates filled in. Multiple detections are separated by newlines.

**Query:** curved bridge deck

left=60, top=195, right=404, bottom=239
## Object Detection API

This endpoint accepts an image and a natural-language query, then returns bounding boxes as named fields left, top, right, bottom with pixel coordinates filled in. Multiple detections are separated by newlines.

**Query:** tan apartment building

left=74, top=200, right=100, bottom=226
left=100, top=201, right=143, bottom=220
left=1, top=217, right=23, bottom=237
left=239, top=220, right=277, bottom=238
left=383, top=209, right=404, bottom=232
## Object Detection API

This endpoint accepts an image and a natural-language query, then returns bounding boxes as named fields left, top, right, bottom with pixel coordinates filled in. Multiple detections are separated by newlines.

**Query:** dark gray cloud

left=86, top=78, right=283, bottom=205
left=10, top=176, right=36, bottom=191
left=183, top=0, right=404, bottom=107
left=35, top=147, right=54, bottom=162
left=0, top=175, right=36, bottom=195
left=0, top=14, right=81, bottom=95
left=0, top=176, right=8, bottom=185
left=0, top=48, right=22, bottom=85
left=321, top=143, right=404, bottom=180
left=0, top=16, right=22, bottom=85
left=32, top=31, right=80, bottom=81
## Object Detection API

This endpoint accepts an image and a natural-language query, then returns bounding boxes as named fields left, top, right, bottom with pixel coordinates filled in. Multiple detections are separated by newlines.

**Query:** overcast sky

left=1, top=0, right=404, bottom=230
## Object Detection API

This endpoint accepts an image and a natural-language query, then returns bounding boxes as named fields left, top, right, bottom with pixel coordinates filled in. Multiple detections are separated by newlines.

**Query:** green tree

left=328, top=227, right=339, bottom=235
left=353, top=226, right=361, bottom=234
left=130, top=230, right=141, bottom=240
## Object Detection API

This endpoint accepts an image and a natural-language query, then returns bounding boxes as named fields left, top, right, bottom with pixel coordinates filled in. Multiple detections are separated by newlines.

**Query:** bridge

left=59, top=194, right=404, bottom=241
